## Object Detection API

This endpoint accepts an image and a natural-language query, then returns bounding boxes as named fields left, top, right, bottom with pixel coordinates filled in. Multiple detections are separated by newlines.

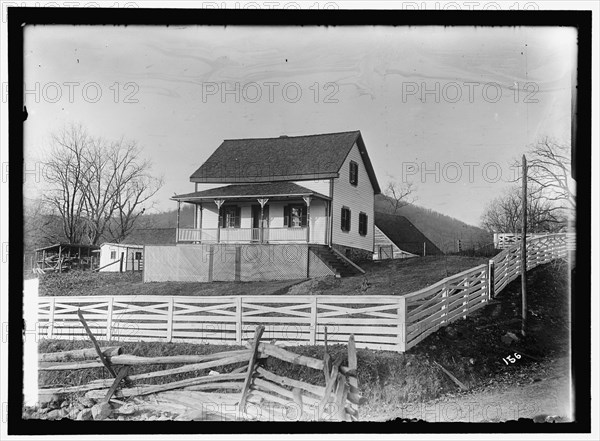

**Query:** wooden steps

left=309, top=245, right=363, bottom=278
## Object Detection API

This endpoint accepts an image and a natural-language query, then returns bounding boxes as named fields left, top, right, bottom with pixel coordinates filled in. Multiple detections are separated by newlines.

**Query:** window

left=349, top=161, right=358, bottom=186
left=135, top=252, right=142, bottom=260
left=359, top=212, right=368, bottom=236
left=221, top=206, right=241, bottom=228
left=341, top=207, right=351, bottom=232
left=284, top=205, right=307, bottom=228
left=110, top=250, right=116, bottom=259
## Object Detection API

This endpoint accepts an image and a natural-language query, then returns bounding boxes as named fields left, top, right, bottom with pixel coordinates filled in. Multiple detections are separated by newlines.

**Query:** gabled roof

left=375, top=212, right=443, bottom=256
left=189, top=130, right=381, bottom=194
left=173, top=182, right=329, bottom=202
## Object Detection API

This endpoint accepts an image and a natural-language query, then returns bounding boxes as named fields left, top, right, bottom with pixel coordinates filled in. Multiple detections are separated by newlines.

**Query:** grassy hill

left=375, top=194, right=492, bottom=253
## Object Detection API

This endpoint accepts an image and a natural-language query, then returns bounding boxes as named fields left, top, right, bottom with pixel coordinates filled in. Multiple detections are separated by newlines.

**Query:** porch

left=172, top=182, right=331, bottom=245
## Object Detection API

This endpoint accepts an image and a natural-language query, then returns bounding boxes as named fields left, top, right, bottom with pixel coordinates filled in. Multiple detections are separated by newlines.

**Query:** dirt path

left=368, top=356, right=571, bottom=422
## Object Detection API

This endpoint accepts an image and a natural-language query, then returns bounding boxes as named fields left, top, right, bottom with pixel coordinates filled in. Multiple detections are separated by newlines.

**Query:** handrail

left=329, top=247, right=366, bottom=274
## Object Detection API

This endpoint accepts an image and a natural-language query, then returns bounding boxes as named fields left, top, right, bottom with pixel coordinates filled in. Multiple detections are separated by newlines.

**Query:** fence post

left=488, top=260, right=495, bottom=299
left=106, top=297, right=114, bottom=341
left=236, top=297, right=243, bottom=345
left=310, top=297, right=318, bottom=345
left=166, top=297, right=174, bottom=342
left=397, top=297, right=406, bottom=352
left=47, top=297, right=55, bottom=339
left=462, top=276, right=469, bottom=319
left=441, top=281, right=449, bottom=324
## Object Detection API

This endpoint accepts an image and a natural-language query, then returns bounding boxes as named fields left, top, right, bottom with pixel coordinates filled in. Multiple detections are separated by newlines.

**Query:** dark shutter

left=350, top=161, right=358, bottom=185
left=219, top=208, right=225, bottom=228
left=235, top=206, right=241, bottom=228
left=301, top=206, right=307, bottom=227
left=284, top=205, right=289, bottom=227
left=347, top=209, right=351, bottom=231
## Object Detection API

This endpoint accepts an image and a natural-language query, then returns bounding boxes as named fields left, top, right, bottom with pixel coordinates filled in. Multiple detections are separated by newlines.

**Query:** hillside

left=375, top=194, right=492, bottom=253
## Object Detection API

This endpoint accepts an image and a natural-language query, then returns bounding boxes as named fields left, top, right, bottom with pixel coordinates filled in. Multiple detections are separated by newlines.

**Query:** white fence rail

left=38, top=295, right=404, bottom=352
left=37, top=233, right=571, bottom=352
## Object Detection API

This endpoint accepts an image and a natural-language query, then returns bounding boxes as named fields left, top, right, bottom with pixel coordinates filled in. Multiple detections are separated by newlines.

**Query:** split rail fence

left=36, top=233, right=572, bottom=353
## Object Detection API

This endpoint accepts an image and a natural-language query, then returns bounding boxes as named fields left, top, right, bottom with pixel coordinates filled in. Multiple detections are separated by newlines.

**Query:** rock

left=60, top=400, right=69, bottom=408
left=77, top=409, right=93, bottom=421
left=117, top=416, right=125, bottom=421
left=444, top=326, right=458, bottom=338
left=117, top=402, right=136, bottom=415
left=501, top=331, right=520, bottom=345
left=78, top=397, right=96, bottom=408
left=91, top=402, right=113, bottom=420
left=46, top=409, right=64, bottom=420
left=67, top=408, right=80, bottom=419
left=469, top=358, right=475, bottom=365
left=208, top=370, right=220, bottom=376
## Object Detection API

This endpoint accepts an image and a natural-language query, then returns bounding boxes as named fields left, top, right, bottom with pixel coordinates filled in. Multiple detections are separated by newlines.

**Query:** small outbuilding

left=34, top=243, right=100, bottom=273
left=374, top=212, right=443, bottom=260
left=98, top=228, right=177, bottom=272
left=98, top=243, right=144, bottom=272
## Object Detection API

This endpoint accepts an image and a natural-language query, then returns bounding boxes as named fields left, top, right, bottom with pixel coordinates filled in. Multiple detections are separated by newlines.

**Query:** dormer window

left=349, top=161, right=358, bottom=186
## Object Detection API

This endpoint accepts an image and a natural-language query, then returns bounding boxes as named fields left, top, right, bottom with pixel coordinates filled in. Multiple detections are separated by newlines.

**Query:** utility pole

left=521, top=155, right=528, bottom=337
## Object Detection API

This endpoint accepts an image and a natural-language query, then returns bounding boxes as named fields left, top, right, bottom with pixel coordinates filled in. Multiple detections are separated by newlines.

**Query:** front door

left=251, top=205, right=269, bottom=242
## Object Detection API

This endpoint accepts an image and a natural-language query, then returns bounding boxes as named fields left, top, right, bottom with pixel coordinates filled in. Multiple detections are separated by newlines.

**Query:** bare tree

left=480, top=185, right=566, bottom=234
left=43, top=124, right=91, bottom=243
left=42, top=123, right=163, bottom=245
left=517, top=137, right=575, bottom=211
left=384, top=180, right=417, bottom=214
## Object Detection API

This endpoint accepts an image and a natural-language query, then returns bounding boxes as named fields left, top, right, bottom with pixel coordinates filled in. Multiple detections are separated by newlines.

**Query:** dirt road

left=370, top=356, right=571, bottom=423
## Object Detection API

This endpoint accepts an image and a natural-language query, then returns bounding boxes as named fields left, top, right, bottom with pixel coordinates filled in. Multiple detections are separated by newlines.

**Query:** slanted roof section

left=374, top=212, right=443, bottom=256
left=34, top=243, right=99, bottom=253
left=190, top=130, right=381, bottom=194
left=172, top=182, right=329, bottom=202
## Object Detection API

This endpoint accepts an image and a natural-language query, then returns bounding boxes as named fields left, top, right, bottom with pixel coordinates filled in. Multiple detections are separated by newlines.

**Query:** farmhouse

left=373, top=212, right=443, bottom=259
left=145, top=131, right=381, bottom=282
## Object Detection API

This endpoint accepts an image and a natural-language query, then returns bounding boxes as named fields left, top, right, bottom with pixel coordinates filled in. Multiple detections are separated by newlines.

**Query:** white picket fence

left=36, top=233, right=572, bottom=353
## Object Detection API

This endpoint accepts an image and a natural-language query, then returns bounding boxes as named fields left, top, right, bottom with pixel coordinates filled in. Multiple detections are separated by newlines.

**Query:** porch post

left=257, top=198, right=269, bottom=243
left=176, top=200, right=181, bottom=243
left=303, top=196, right=312, bottom=244
left=214, top=199, right=225, bottom=243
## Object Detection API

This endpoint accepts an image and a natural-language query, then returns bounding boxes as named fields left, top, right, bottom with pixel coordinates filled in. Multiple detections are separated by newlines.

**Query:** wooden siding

left=331, top=143, right=375, bottom=252
left=373, top=226, right=417, bottom=260
left=99, top=244, right=143, bottom=272
left=292, top=179, right=331, bottom=197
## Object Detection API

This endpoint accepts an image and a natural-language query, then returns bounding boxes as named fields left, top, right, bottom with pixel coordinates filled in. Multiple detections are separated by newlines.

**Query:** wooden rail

left=38, top=295, right=403, bottom=352
left=37, top=233, right=570, bottom=353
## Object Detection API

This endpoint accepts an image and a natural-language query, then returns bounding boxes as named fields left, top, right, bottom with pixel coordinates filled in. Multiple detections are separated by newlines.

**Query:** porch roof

left=171, top=182, right=330, bottom=203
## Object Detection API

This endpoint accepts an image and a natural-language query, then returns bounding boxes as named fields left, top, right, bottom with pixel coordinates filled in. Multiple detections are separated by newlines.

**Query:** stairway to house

left=309, top=245, right=364, bottom=278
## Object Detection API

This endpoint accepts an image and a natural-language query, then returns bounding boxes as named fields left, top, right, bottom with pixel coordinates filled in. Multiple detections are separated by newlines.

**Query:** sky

left=22, top=24, right=576, bottom=226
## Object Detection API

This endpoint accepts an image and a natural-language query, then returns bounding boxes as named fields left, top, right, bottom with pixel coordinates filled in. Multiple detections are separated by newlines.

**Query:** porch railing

left=177, top=227, right=309, bottom=243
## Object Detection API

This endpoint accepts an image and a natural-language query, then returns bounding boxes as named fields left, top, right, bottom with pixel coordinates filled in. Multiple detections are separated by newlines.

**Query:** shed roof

left=374, top=212, right=443, bottom=256
left=34, top=243, right=100, bottom=253
left=189, top=130, right=381, bottom=194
